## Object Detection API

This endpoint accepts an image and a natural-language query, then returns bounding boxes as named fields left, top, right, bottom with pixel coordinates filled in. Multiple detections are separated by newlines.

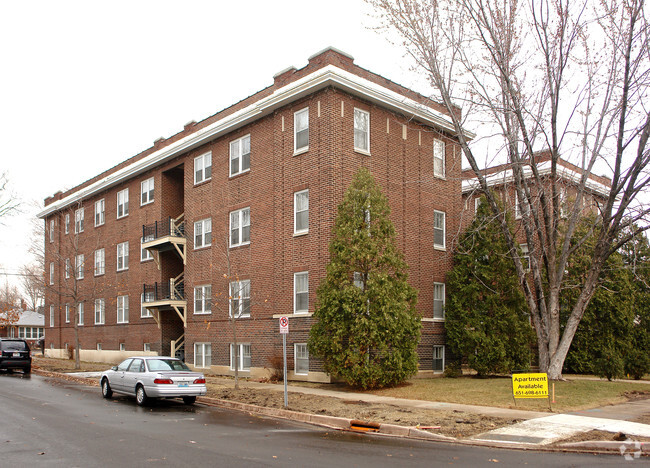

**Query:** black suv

left=0, top=338, right=31, bottom=373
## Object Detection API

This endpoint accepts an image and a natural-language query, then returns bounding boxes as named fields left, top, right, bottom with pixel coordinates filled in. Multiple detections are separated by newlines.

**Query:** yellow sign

left=512, top=373, right=549, bottom=399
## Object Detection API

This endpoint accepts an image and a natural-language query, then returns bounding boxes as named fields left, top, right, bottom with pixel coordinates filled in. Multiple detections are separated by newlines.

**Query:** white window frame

left=95, top=199, right=105, bottom=226
left=194, top=218, right=212, bottom=249
left=117, top=189, right=129, bottom=218
left=78, top=302, right=84, bottom=326
left=97, top=343, right=102, bottom=351
left=65, top=258, right=70, bottom=279
left=64, top=213, right=70, bottom=234
left=75, top=208, right=84, bottom=233
left=94, top=248, right=105, bottom=276
left=294, top=190, right=309, bottom=235
left=119, top=343, right=126, bottom=352
left=194, top=342, right=212, bottom=368
left=229, top=280, right=250, bottom=318
left=294, top=107, right=309, bottom=154
left=433, top=138, right=445, bottom=178
left=294, top=343, right=309, bottom=375
left=354, top=108, right=370, bottom=153
left=194, top=285, right=212, bottom=315
left=433, top=345, right=445, bottom=372
left=230, top=343, right=251, bottom=371
left=49, top=219, right=55, bottom=243
left=230, top=207, right=250, bottom=247
left=76, top=254, right=84, bottom=280
left=117, top=295, right=129, bottom=324
left=433, top=282, right=445, bottom=320
left=521, top=243, right=531, bottom=272
left=49, top=305, right=54, bottom=327
left=140, top=177, right=154, bottom=206
left=194, top=151, right=212, bottom=184
left=143, top=343, right=151, bottom=352
left=434, top=210, right=446, bottom=250
left=49, top=262, right=54, bottom=285
left=94, top=298, right=105, bottom=325
left=294, top=272, right=309, bottom=315
left=117, top=242, right=129, bottom=271
left=141, top=238, right=153, bottom=262
left=65, top=304, right=70, bottom=323
left=230, top=134, right=251, bottom=176
left=141, top=292, right=154, bottom=318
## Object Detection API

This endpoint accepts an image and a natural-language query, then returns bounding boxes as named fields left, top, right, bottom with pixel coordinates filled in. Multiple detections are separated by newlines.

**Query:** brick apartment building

left=38, top=48, right=470, bottom=381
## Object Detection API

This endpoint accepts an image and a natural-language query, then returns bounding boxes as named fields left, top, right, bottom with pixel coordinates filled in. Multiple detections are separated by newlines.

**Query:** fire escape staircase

left=142, top=214, right=186, bottom=268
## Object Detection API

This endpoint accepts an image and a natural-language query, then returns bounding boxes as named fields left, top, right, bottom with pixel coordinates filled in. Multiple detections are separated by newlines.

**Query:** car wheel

left=182, top=396, right=196, bottom=405
left=101, top=378, right=113, bottom=398
left=136, top=385, right=148, bottom=406
left=23, top=366, right=31, bottom=374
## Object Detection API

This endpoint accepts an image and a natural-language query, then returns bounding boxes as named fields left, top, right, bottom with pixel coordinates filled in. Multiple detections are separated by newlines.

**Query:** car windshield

left=3, top=341, right=28, bottom=351
left=146, top=359, right=190, bottom=372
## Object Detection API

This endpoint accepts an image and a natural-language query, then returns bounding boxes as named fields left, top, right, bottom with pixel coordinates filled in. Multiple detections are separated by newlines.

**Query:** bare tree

left=370, top=0, right=650, bottom=378
left=0, top=172, right=19, bottom=222
left=20, top=263, right=44, bottom=312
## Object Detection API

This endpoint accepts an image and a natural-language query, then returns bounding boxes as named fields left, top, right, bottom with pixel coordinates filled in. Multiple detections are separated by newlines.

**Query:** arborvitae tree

left=308, top=168, right=420, bottom=389
left=446, top=198, right=534, bottom=376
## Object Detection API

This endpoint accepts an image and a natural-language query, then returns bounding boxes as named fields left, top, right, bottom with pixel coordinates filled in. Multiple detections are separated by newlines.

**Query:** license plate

left=12, top=352, right=20, bottom=357
left=178, top=382, right=188, bottom=387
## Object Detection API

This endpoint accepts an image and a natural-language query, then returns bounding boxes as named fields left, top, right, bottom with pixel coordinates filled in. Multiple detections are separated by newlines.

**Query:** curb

left=33, top=368, right=648, bottom=455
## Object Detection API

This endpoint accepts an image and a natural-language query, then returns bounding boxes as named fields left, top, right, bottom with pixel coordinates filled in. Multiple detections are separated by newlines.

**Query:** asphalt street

left=0, top=372, right=633, bottom=467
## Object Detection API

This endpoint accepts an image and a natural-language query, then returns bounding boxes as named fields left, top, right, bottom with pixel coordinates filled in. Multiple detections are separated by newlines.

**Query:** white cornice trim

left=461, top=161, right=611, bottom=197
left=38, top=65, right=472, bottom=218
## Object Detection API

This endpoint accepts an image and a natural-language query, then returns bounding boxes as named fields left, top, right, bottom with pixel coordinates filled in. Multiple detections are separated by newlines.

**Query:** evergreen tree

left=446, top=199, right=534, bottom=376
left=308, top=168, right=420, bottom=389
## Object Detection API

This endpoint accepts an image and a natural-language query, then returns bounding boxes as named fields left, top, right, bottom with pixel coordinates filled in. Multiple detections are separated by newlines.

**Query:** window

left=294, top=190, right=309, bottom=234
left=521, top=244, right=530, bottom=272
left=434, top=210, right=446, bottom=249
left=515, top=192, right=522, bottom=219
left=353, top=272, right=366, bottom=290
left=230, top=343, right=251, bottom=371
left=143, top=343, right=151, bottom=352
left=230, top=280, right=250, bottom=318
left=230, top=135, right=251, bottom=176
left=65, top=304, right=70, bottom=323
left=433, top=138, right=445, bottom=178
left=64, top=213, right=70, bottom=234
left=433, top=345, right=445, bottom=372
left=194, top=343, right=212, bottom=368
left=117, top=295, right=129, bottom=324
left=141, top=177, right=154, bottom=205
left=119, top=343, right=126, bottom=352
left=194, top=285, right=212, bottom=314
left=94, top=298, right=105, bottom=325
left=141, top=237, right=153, bottom=262
left=295, top=343, right=309, bottom=375
left=194, top=218, right=212, bottom=249
left=49, top=262, right=54, bottom=285
left=19, top=327, right=44, bottom=339
left=433, top=283, right=445, bottom=320
left=75, top=208, right=84, bottom=233
left=65, top=258, right=70, bottom=279
left=49, top=219, right=55, bottom=243
left=95, top=199, right=105, bottom=226
left=97, top=343, right=102, bottom=351
left=78, top=302, right=84, bottom=326
left=117, top=189, right=129, bottom=218
left=194, top=152, right=212, bottom=184
left=94, top=249, right=105, bottom=276
left=230, top=208, right=250, bottom=247
left=141, top=292, right=154, bottom=318
left=294, top=272, right=308, bottom=314
left=294, top=108, right=309, bottom=153
left=49, top=305, right=54, bottom=327
left=76, top=254, right=84, bottom=279
left=354, top=108, right=370, bottom=153
left=117, top=242, right=129, bottom=271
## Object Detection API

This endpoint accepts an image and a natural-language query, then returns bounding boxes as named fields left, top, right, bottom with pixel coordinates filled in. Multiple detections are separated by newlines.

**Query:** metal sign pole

left=283, top=333, right=288, bottom=408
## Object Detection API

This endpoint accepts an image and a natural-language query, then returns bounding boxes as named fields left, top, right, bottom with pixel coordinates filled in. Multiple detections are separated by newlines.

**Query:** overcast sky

left=0, top=0, right=436, bottom=290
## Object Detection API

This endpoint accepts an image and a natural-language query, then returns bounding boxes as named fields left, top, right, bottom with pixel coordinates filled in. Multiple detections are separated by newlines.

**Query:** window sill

left=293, top=147, right=309, bottom=156
left=140, top=258, right=154, bottom=263
left=194, top=178, right=212, bottom=188
left=229, top=169, right=250, bottom=179
left=193, top=245, right=212, bottom=251
left=140, top=201, right=154, bottom=207
left=273, top=312, right=313, bottom=318
left=433, top=245, right=446, bottom=252
left=421, top=317, right=446, bottom=322
left=116, top=322, right=129, bottom=325
left=433, top=174, right=446, bottom=180
left=116, top=269, right=128, bottom=273
left=94, top=273, right=105, bottom=277
left=354, top=148, right=371, bottom=156
left=193, top=312, right=212, bottom=316
left=95, top=223, right=104, bottom=228
left=229, top=315, right=251, bottom=319
left=293, top=231, right=308, bottom=237
left=229, top=242, right=250, bottom=249
left=116, top=215, right=129, bottom=220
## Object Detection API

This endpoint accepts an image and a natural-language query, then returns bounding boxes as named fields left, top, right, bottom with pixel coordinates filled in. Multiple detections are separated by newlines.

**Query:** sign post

left=279, top=316, right=289, bottom=408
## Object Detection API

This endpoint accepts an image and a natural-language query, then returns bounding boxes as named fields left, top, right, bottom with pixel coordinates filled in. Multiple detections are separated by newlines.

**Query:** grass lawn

left=364, top=376, right=650, bottom=412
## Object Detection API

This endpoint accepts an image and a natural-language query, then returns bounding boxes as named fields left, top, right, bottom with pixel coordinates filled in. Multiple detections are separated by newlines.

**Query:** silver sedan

left=100, top=356, right=207, bottom=406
